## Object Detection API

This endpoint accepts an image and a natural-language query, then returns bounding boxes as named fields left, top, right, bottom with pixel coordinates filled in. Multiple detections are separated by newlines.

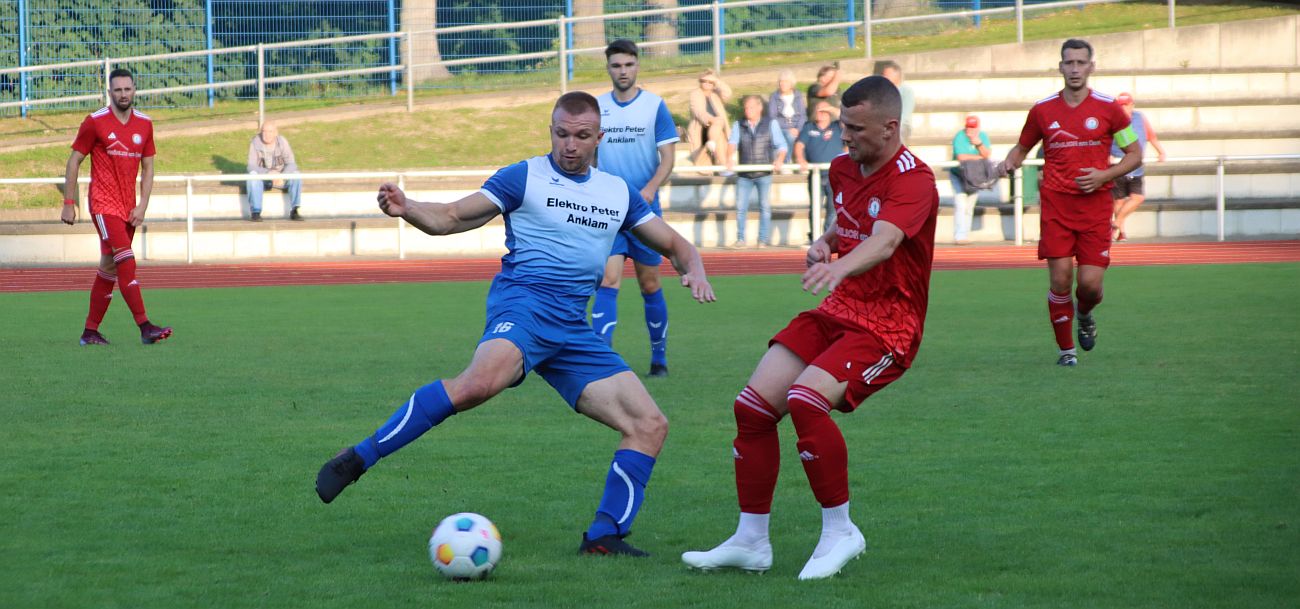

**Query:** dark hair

left=841, top=75, right=901, bottom=120
left=1060, top=38, right=1093, bottom=60
left=108, top=68, right=134, bottom=83
left=871, top=60, right=901, bottom=76
left=554, top=91, right=601, bottom=120
left=605, top=39, right=639, bottom=59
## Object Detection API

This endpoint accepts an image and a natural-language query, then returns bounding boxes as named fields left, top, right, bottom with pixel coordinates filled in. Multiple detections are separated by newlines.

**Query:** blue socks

left=592, top=286, right=668, bottom=367
left=354, top=380, right=456, bottom=469
left=587, top=449, right=657, bottom=539
left=591, top=286, right=620, bottom=345
left=642, top=289, right=668, bottom=367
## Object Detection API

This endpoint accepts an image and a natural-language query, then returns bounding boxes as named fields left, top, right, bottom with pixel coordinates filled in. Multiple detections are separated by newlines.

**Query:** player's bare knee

left=638, top=275, right=661, bottom=294
left=628, top=408, right=668, bottom=448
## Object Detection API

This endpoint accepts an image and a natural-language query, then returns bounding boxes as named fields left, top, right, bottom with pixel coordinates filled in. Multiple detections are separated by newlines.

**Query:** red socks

left=85, top=270, right=116, bottom=331
left=787, top=385, right=849, bottom=509
left=112, top=249, right=149, bottom=324
left=1048, top=290, right=1074, bottom=351
left=733, top=386, right=783, bottom=514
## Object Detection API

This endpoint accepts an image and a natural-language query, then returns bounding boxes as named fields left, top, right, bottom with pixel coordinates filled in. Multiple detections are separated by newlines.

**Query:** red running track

left=2, top=241, right=1298, bottom=293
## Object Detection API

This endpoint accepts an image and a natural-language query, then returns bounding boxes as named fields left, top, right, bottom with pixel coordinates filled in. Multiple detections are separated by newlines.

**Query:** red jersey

left=820, top=147, right=939, bottom=368
left=71, top=107, right=156, bottom=220
left=1018, top=89, right=1129, bottom=197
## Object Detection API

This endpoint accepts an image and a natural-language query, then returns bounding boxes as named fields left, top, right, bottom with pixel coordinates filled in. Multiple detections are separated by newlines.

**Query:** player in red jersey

left=682, top=76, right=939, bottom=580
left=997, top=39, right=1141, bottom=366
left=61, top=68, right=172, bottom=346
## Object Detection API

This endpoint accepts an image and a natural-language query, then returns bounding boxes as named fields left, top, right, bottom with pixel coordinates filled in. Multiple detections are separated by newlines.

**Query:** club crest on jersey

left=132, top=133, right=142, bottom=145
left=868, top=197, right=881, bottom=218
left=1085, top=117, right=1099, bottom=130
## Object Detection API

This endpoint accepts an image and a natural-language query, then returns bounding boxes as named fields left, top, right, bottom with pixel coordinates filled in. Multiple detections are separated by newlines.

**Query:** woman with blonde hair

left=687, top=69, right=732, bottom=167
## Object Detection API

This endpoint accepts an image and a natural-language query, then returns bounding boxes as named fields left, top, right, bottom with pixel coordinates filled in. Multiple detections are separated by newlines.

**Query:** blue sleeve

left=769, top=121, right=787, bottom=151
left=728, top=122, right=740, bottom=146
left=480, top=160, right=528, bottom=213
left=980, top=132, right=992, bottom=148
left=654, top=101, right=679, bottom=146
left=620, top=182, right=656, bottom=232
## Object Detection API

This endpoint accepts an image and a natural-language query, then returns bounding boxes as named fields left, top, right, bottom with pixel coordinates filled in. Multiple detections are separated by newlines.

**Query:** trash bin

left=1021, top=164, right=1040, bottom=206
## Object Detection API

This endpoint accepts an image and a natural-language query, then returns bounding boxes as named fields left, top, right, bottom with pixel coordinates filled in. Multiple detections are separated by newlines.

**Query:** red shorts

left=770, top=309, right=906, bottom=411
left=1037, top=189, right=1112, bottom=268
left=92, top=213, right=136, bottom=257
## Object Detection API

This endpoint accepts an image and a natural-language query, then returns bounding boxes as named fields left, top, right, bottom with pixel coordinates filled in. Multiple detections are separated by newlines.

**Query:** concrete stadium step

left=5, top=198, right=1295, bottom=264
left=907, top=104, right=1300, bottom=141
left=907, top=70, right=1300, bottom=108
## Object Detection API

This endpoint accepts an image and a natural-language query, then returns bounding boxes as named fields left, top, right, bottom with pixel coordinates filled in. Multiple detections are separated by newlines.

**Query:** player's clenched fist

left=376, top=183, right=408, bottom=217
left=60, top=202, right=77, bottom=225
left=806, top=239, right=832, bottom=268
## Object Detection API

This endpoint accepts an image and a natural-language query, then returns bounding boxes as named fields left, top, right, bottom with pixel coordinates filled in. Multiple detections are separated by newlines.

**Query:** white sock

left=1060, top=347, right=1077, bottom=356
left=812, top=502, right=854, bottom=558
left=729, top=512, right=770, bottom=546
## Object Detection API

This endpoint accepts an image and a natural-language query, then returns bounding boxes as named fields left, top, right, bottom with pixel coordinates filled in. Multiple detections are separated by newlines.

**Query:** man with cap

left=795, top=100, right=847, bottom=239
left=949, top=114, right=994, bottom=244
left=1110, top=92, right=1166, bottom=241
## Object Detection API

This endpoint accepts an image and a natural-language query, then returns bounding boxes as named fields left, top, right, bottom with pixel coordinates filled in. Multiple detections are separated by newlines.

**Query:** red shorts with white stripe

left=1037, top=189, right=1113, bottom=268
left=770, top=309, right=907, bottom=412
left=93, top=213, right=136, bottom=257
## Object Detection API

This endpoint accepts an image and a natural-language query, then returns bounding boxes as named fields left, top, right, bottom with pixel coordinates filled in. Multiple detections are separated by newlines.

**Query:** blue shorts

left=480, top=281, right=630, bottom=408
left=609, top=230, right=663, bottom=267
left=609, top=200, right=663, bottom=266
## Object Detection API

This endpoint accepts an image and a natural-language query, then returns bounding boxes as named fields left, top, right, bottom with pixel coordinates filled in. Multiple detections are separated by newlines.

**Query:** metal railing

left=0, top=0, right=1162, bottom=124
left=3, top=153, right=1294, bottom=263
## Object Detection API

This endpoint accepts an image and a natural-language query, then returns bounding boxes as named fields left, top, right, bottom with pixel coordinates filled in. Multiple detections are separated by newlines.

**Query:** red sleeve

left=876, top=171, right=936, bottom=239
left=142, top=123, right=156, bottom=157
left=1109, top=101, right=1131, bottom=133
left=1017, top=103, right=1042, bottom=150
left=71, top=116, right=96, bottom=155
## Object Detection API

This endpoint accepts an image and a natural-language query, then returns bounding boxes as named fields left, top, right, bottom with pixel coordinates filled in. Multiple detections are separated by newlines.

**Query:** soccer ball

left=428, top=512, right=502, bottom=581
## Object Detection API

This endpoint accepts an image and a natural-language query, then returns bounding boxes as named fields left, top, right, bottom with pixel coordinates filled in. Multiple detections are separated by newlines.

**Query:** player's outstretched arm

left=802, top=221, right=904, bottom=295
left=377, top=183, right=501, bottom=236
left=61, top=151, right=86, bottom=225
left=631, top=218, right=716, bottom=303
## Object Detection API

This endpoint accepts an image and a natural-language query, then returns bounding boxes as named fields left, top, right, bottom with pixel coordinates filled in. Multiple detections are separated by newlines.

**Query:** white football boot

left=797, top=523, right=866, bottom=580
left=681, top=537, right=773, bottom=572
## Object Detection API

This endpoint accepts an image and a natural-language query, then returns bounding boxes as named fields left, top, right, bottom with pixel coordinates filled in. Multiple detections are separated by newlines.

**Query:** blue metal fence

left=1, top=0, right=1105, bottom=117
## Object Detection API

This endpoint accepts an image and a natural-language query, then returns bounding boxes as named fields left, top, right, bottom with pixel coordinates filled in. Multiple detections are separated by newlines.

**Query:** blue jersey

left=480, top=155, right=656, bottom=303
left=1111, top=111, right=1148, bottom=177
left=596, top=89, right=679, bottom=211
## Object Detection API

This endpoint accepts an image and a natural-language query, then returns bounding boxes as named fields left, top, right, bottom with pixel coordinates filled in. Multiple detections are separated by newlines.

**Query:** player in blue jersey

left=315, top=92, right=715, bottom=558
left=589, top=39, right=681, bottom=377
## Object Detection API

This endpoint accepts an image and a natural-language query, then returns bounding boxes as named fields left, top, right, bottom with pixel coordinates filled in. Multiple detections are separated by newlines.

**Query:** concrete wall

left=4, top=205, right=1296, bottom=265
left=861, top=15, right=1300, bottom=74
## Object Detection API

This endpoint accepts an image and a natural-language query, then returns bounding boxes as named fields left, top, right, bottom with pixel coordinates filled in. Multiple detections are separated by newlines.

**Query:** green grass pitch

left=1, top=263, right=1297, bottom=609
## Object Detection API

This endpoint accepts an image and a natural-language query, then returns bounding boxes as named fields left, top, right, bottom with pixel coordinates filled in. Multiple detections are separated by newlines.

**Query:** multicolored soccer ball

left=428, top=512, right=502, bottom=581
